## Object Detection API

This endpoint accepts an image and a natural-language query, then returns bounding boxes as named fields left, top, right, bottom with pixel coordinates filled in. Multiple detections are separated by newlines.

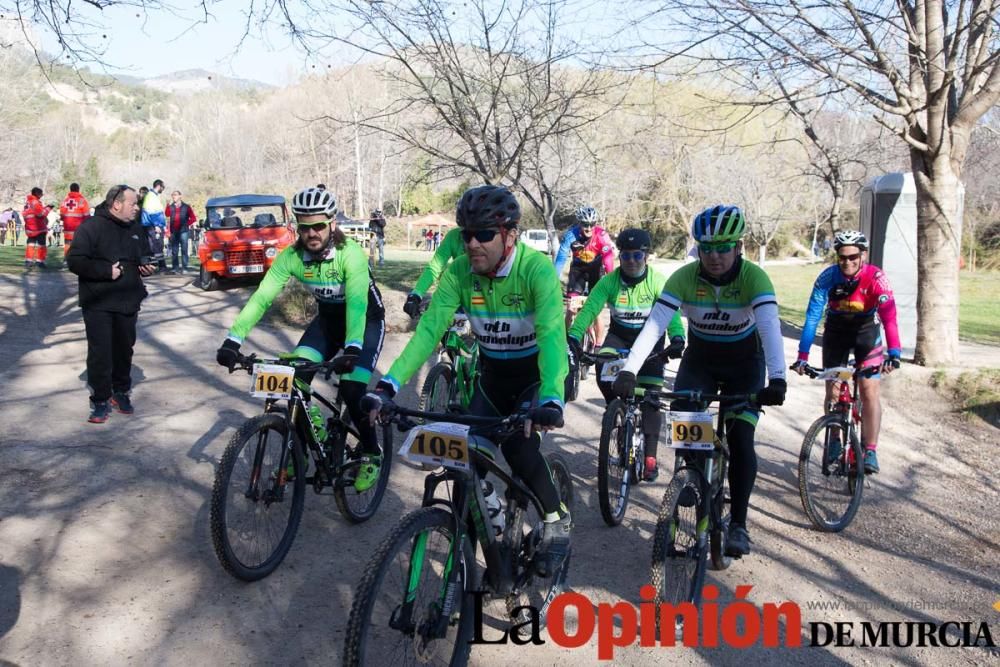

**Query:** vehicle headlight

left=211, top=251, right=224, bottom=262
left=265, top=247, right=277, bottom=258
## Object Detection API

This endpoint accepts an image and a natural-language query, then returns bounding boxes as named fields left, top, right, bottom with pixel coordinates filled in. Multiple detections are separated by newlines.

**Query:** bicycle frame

left=437, top=321, right=479, bottom=410
left=389, top=410, right=546, bottom=639
left=239, top=357, right=378, bottom=497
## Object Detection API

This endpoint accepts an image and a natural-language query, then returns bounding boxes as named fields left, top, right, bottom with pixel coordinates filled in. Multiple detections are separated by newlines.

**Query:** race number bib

left=250, top=364, right=295, bottom=400
left=399, top=422, right=471, bottom=471
left=668, top=411, right=715, bottom=450
left=600, top=358, right=625, bottom=382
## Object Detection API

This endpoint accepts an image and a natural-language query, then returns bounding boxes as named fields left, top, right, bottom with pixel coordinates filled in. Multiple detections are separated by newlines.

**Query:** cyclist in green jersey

left=403, top=226, right=464, bottom=318
left=613, top=205, right=786, bottom=557
left=567, top=228, right=685, bottom=481
left=363, top=184, right=572, bottom=575
left=216, top=187, right=387, bottom=492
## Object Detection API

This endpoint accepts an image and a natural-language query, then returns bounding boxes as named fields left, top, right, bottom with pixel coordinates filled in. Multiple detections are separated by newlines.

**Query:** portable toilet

left=858, top=172, right=963, bottom=359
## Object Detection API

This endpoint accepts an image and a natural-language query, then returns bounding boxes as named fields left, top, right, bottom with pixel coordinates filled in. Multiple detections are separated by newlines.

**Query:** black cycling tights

left=339, top=380, right=379, bottom=454
left=727, top=419, right=757, bottom=527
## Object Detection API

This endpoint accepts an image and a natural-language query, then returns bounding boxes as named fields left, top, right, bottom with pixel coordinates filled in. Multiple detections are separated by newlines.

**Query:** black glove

left=881, top=355, right=901, bottom=374
left=757, top=378, right=787, bottom=406
left=567, top=335, right=583, bottom=360
left=360, top=380, right=397, bottom=416
left=612, top=370, right=637, bottom=398
left=403, top=293, right=422, bottom=319
left=665, top=335, right=685, bottom=359
left=216, top=339, right=241, bottom=369
left=331, top=346, right=361, bottom=375
left=790, top=360, right=809, bottom=375
left=529, top=402, right=564, bottom=429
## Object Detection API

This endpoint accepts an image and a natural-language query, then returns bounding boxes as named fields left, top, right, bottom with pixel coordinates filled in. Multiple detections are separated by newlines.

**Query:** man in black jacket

left=67, top=185, right=156, bottom=423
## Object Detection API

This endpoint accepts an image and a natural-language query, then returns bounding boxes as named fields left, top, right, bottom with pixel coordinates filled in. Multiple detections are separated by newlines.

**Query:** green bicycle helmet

left=691, top=205, right=746, bottom=243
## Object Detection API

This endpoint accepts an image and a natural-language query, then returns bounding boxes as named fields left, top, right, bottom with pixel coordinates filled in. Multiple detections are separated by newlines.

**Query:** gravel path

left=0, top=269, right=997, bottom=666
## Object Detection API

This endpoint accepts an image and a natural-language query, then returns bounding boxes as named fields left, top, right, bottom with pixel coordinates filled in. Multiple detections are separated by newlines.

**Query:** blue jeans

left=170, top=230, right=189, bottom=270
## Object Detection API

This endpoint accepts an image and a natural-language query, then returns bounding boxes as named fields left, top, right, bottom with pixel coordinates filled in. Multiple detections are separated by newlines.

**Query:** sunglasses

left=461, top=228, right=501, bottom=244
left=297, top=222, right=329, bottom=233
left=699, top=241, right=736, bottom=254
left=619, top=250, right=646, bottom=262
left=837, top=252, right=861, bottom=262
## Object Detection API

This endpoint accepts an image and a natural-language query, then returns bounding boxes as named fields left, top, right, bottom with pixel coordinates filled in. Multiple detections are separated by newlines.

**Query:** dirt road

left=0, top=270, right=997, bottom=666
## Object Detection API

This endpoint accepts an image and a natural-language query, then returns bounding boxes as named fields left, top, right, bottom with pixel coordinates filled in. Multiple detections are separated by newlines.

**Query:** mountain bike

left=796, top=363, right=880, bottom=532
left=210, top=353, right=393, bottom=581
left=344, top=401, right=574, bottom=667
left=649, top=390, right=758, bottom=637
left=419, top=311, right=479, bottom=415
left=584, top=347, right=673, bottom=527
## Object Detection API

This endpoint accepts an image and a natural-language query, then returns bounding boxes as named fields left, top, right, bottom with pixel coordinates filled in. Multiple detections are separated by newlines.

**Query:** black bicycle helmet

left=455, top=185, right=520, bottom=229
left=616, top=228, right=651, bottom=251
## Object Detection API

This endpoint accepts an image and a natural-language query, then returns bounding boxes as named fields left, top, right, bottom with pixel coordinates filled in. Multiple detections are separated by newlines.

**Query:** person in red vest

left=23, top=187, right=53, bottom=268
left=60, top=182, right=90, bottom=263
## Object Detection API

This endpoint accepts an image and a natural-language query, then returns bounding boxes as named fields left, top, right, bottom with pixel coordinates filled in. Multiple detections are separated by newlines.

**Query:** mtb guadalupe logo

left=469, top=585, right=997, bottom=660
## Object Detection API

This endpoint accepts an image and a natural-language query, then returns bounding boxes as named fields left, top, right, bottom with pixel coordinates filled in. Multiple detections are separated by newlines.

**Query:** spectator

left=23, top=187, right=53, bottom=268
left=164, top=190, right=198, bottom=274
left=433, top=229, right=441, bottom=250
left=12, top=209, right=22, bottom=245
left=140, top=179, right=167, bottom=271
left=67, top=185, right=155, bottom=423
left=424, top=228, right=433, bottom=251
left=823, top=236, right=832, bottom=254
left=52, top=220, right=63, bottom=246
left=60, top=182, right=90, bottom=263
left=369, top=208, right=386, bottom=267
left=0, top=208, right=10, bottom=246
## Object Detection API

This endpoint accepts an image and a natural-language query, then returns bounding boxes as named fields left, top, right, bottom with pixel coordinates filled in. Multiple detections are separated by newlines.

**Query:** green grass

left=766, top=263, right=1000, bottom=345
left=929, top=368, right=1000, bottom=427
left=0, top=243, right=64, bottom=271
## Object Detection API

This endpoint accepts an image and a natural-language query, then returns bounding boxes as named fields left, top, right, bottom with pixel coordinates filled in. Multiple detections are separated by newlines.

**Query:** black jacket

left=67, top=203, right=151, bottom=313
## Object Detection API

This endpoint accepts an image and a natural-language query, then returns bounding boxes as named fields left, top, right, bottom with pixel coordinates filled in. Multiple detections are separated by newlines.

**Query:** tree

left=638, top=0, right=1000, bottom=365
left=264, top=0, right=631, bottom=253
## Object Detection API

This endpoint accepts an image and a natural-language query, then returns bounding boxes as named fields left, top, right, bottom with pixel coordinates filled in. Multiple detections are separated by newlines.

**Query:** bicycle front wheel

left=798, top=414, right=865, bottom=532
left=335, top=420, right=394, bottom=524
left=210, top=414, right=306, bottom=581
left=598, top=400, right=632, bottom=526
left=650, top=469, right=706, bottom=637
left=419, top=362, right=454, bottom=416
left=344, top=507, right=475, bottom=667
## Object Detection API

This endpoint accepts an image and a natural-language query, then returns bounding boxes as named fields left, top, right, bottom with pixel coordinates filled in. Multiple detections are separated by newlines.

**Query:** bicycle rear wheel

left=598, top=400, right=632, bottom=526
left=798, top=414, right=865, bottom=532
left=505, top=453, right=574, bottom=637
left=709, top=461, right=733, bottom=571
left=210, top=414, right=305, bottom=581
left=335, top=420, right=394, bottom=524
left=650, top=468, right=706, bottom=639
left=344, top=507, right=475, bottom=667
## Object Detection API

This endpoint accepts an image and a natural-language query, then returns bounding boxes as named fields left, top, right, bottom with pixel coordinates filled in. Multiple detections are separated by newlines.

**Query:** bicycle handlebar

left=228, top=352, right=340, bottom=380
left=380, top=403, right=530, bottom=440
left=793, top=363, right=881, bottom=380
left=578, top=347, right=675, bottom=367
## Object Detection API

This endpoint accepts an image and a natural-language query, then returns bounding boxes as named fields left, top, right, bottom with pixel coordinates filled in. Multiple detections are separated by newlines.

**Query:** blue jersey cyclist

left=613, top=205, right=787, bottom=558
left=216, top=187, right=387, bottom=492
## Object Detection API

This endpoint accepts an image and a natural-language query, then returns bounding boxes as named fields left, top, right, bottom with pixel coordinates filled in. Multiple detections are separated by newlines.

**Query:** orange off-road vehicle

left=197, top=194, right=294, bottom=291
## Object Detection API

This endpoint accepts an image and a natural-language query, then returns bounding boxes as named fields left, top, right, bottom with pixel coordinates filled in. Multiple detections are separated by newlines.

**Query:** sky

left=36, top=0, right=353, bottom=86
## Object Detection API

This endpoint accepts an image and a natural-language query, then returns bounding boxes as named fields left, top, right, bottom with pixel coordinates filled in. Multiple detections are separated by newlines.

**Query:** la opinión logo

left=470, top=585, right=997, bottom=660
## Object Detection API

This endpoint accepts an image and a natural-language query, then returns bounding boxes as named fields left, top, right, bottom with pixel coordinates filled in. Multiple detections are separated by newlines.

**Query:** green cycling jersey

left=623, top=258, right=786, bottom=381
left=384, top=241, right=568, bottom=406
left=411, top=227, right=464, bottom=297
left=568, top=267, right=684, bottom=344
left=226, top=239, right=373, bottom=347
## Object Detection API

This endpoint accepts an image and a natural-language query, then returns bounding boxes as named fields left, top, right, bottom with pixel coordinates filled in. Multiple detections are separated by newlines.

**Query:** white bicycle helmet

left=292, top=187, right=338, bottom=218
left=575, top=206, right=599, bottom=225
left=833, top=229, right=868, bottom=250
